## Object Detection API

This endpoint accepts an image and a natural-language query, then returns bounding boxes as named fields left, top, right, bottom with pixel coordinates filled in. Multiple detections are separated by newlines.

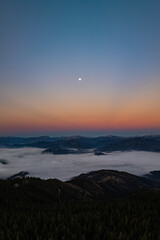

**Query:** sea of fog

left=0, top=147, right=160, bottom=181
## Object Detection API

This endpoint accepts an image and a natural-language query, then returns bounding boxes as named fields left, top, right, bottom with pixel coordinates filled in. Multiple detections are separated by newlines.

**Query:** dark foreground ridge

left=0, top=169, right=160, bottom=240
left=2, top=169, right=160, bottom=201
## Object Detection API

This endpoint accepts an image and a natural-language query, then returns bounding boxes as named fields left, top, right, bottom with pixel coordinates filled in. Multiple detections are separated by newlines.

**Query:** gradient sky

left=0, top=0, right=160, bottom=136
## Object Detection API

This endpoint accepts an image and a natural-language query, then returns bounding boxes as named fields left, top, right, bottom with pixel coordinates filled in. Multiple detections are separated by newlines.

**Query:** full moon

left=78, top=78, right=82, bottom=81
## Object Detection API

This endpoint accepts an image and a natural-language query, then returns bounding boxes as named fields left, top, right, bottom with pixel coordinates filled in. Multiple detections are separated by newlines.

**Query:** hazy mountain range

left=1, top=135, right=160, bottom=154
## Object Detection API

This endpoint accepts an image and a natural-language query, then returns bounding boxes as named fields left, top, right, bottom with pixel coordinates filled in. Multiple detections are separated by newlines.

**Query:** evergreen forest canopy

left=0, top=169, right=160, bottom=240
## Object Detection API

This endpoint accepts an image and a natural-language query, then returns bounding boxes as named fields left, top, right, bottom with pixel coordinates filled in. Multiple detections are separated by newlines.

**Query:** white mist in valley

left=0, top=147, right=160, bottom=181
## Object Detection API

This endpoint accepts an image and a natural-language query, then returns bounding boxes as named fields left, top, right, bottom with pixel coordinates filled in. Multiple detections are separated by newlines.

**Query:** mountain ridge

left=2, top=169, right=160, bottom=201
left=1, top=135, right=160, bottom=154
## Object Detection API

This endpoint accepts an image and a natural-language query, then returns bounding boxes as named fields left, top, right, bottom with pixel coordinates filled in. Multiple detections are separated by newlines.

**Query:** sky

left=0, top=0, right=160, bottom=136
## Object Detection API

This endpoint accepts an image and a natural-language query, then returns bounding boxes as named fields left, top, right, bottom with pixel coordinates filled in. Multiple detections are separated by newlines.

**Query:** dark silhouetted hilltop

left=2, top=169, right=159, bottom=201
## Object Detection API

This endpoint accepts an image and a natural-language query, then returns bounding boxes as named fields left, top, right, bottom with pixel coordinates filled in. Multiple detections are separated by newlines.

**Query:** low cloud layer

left=0, top=148, right=160, bottom=181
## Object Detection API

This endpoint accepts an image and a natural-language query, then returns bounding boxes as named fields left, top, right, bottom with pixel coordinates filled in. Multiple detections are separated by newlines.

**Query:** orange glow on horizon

left=0, top=78, right=160, bottom=134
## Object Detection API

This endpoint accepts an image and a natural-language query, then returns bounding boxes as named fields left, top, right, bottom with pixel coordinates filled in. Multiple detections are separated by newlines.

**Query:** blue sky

left=0, top=0, right=160, bottom=136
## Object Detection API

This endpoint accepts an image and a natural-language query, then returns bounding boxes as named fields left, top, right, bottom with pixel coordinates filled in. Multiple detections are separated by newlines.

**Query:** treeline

left=0, top=179, right=160, bottom=240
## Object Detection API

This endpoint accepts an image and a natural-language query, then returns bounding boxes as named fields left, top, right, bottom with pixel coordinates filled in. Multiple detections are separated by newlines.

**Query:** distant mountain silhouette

left=0, top=136, right=58, bottom=147
left=42, top=135, right=160, bottom=154
left=8, top=171, right=29, bottom=180
left=99, top=136, right=160, bottom=152
left=0, top=135, right=160, bottom=153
